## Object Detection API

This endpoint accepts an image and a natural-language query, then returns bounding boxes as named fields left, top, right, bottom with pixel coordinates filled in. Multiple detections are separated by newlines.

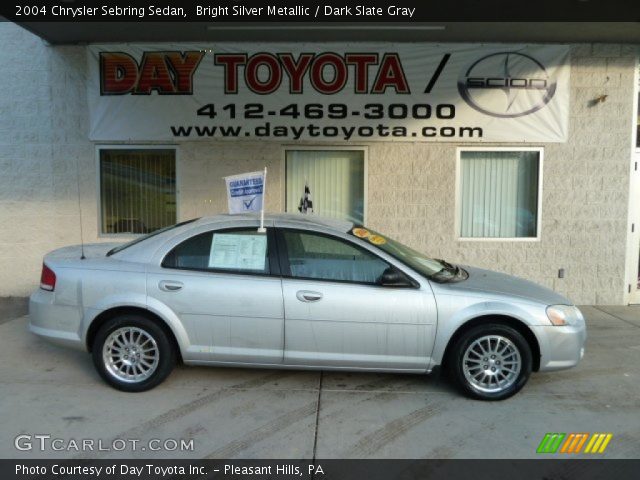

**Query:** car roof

left=193, top=213, right=355, bottom=233
left=109, top=213, right=356, bottom=262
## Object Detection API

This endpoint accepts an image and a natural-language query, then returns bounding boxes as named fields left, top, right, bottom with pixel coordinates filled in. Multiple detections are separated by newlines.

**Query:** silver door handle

left=159, top=280, right=183, bottom=292
left=296, top=290, right=323, bottom=302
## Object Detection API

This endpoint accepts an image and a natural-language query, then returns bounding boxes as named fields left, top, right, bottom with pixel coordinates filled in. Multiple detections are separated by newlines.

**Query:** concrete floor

left=1, top=305, right=639, bottom=459
left=0, top=297, right=27, bottom=324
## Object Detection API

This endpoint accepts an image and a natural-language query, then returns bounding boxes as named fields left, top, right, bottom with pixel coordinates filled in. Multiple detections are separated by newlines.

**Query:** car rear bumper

left=533, top=322, right=587, bottom=371
left=29, top=289, right=85, bottom=351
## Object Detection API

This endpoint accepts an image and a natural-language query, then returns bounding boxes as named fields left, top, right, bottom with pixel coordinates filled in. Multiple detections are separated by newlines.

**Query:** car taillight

left=40, top=263, right=56, bottom=291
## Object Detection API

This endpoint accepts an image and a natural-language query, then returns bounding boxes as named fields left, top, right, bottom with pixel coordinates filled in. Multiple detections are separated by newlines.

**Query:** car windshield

left=106, top=219, right=199, bottom=256
left=349, top=227, right=461, bottom=281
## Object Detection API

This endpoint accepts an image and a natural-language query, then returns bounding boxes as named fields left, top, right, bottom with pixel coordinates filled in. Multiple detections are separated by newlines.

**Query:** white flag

left=224, top=170, right=265, bottom=214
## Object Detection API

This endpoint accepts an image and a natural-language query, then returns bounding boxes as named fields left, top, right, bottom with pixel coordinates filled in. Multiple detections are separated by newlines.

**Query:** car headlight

left=546, top=305, right=583, bottom=326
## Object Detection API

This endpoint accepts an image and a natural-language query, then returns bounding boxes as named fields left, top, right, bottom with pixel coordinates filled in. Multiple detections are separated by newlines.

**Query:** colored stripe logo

left=537, top=433, right=612, bottom=454
left=584, top=433, right=613, bottom=453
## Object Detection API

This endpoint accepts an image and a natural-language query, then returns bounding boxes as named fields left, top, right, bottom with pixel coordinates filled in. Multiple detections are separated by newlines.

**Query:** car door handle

left=296, top=290, right=323, bottom=302
left=159, top=280, right=183, bottom=292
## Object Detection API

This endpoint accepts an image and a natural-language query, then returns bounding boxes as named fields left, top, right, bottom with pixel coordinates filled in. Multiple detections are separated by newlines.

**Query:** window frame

left=455, top=146, right=544, bottom=242
left=96, top=145, right=180, bottom=238
left=282, top=145, right=369, bottom=225
left=636, top=60, right=640, bottom=152
left=275, top=227, right=416, bottom=288
left=161, top=227, right=280, bottom=278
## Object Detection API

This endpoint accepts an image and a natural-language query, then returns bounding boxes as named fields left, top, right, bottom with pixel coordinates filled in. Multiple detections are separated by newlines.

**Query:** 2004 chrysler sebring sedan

left=29, top=214, right=586, bottom=400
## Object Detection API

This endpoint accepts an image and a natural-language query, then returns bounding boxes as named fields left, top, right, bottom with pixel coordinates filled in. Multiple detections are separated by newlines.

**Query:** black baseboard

left=0, top=296, right=28, bottom=323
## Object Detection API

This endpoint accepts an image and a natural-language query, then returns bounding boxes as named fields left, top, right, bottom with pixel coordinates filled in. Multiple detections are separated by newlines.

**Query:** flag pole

left=258, top=166, right=267, bottom=233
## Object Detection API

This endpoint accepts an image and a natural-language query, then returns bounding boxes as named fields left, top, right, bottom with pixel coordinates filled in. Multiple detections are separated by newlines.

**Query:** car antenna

left=75, top=154, right=86, bottom=260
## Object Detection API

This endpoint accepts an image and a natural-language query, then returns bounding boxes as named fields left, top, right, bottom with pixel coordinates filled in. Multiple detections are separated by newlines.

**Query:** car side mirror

left=379, top=267, right=413, bottom=288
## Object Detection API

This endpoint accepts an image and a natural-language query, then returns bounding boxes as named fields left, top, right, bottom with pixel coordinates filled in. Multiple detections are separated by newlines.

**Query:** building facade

left=0, top=22, right=639, bottom=304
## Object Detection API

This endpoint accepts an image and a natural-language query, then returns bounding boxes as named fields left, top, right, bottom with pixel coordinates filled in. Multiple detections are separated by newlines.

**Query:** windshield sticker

left=368, top=235, right=387, bottom=245
left=352, top=228, right=370, bottom=238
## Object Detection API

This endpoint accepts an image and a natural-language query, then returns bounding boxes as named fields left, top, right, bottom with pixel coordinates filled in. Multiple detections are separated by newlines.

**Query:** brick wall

left=0, top=24, right=57, bottom=295
left=0, top=22, right=637, bottom=304
left=366, top=45, right=639, bottom=304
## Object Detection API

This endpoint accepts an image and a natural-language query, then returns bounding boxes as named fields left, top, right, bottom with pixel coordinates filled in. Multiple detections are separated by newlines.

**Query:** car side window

left=280, top=230, right=390, bottom=284
left=163, top=229, right=269, bottom=274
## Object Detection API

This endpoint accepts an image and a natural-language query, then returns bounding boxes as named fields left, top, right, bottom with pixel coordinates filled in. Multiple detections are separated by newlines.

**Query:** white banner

left=88, top=43, right=570, bottom=143
left=225, top=170, right=265, bottom=214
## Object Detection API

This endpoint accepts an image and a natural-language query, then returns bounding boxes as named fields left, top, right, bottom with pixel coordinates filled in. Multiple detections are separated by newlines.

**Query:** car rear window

left=106, top=219, right=199, bottom=257
left=162, top=228, right=269, bottom=274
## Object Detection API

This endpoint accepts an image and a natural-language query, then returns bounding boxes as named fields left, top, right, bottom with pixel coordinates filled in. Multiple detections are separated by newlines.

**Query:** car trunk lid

left=44, top=243, right=123, bottom=262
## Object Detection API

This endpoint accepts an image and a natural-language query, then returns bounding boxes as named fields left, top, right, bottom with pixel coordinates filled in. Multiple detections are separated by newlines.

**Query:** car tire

left=448, top=323, right=532, bottom=401
left=92, top=314, right=176, bottom=392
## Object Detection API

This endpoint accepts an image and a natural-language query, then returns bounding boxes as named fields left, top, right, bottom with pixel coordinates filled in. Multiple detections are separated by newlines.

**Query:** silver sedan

left=29, top=214, right=586, bottom=400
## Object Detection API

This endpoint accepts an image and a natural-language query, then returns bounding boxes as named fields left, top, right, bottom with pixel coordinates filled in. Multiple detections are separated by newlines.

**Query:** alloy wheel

left=462, top=334, right=522, bottom=394
left=102, top=327, right=160, bottom=383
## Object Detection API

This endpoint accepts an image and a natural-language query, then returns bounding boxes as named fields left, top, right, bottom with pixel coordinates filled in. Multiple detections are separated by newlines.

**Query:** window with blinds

left=285, top=149, right=365, bottom=223
left=458, top=149, right=541, bottom=239
left=99, top=149, right=177, bottom=235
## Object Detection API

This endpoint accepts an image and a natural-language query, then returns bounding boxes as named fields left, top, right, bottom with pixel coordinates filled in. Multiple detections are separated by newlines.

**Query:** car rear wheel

left=449, top=324, right=532, bottom=400
left=92, top=314, right=175, bottom=392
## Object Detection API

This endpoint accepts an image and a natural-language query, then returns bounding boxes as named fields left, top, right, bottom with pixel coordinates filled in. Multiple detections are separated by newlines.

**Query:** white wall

left=366, top=45, right=639, bottom=304
left=0, top=22, right=637, bottom=304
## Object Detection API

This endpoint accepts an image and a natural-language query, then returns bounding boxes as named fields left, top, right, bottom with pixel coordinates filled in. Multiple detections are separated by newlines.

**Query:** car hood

left=448, top=265, right=572, bottom=306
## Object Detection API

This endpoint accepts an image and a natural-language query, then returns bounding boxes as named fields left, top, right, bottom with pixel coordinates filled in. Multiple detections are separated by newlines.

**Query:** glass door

left=629, top=65, right=640, bottom=304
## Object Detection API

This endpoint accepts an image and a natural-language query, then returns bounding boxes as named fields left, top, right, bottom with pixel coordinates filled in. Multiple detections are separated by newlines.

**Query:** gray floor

left=1, top=305, right=639, bottom=459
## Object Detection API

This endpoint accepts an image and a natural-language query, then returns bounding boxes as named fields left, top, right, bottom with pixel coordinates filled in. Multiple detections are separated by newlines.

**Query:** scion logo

left=458, top=51, right=557, bottom=118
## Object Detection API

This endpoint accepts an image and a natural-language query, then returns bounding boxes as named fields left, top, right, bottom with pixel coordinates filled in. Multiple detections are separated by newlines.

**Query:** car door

left=146, top=226, right=284, bottom=365
left=276, top=227, right=437, bottom=371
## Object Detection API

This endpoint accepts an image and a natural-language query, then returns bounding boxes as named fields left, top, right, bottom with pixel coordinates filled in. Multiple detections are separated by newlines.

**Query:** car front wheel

left=92, top=314, right=175, bottom=392
left=449, top=324, right=532, bottom=400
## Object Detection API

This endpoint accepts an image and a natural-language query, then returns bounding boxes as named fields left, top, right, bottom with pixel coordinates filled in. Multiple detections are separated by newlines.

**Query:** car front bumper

left=29, top=289, right=85, bottom=351
left=532, top=321, right=587, bottom=371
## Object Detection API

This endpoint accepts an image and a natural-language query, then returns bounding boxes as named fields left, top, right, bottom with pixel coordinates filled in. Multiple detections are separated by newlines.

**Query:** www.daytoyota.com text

left=170, top=102, right=483, bottom=140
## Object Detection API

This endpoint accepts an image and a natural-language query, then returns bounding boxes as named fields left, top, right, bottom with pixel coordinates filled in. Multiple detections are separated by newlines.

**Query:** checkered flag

left=298, top=181, right=313, bottom=214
